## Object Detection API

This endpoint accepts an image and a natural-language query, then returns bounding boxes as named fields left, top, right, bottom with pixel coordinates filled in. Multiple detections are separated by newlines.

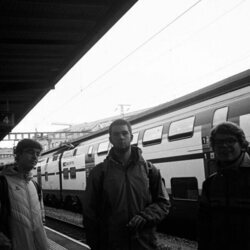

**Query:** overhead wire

left=39, top=0, right=203, bottom=124
left=37, top=0, right=249, bottom=128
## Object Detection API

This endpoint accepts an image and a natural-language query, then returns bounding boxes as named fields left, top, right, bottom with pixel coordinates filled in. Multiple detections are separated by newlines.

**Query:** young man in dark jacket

left=198, top=122, right=250, bottom=250
left=83, top=119, right=170, bottom=250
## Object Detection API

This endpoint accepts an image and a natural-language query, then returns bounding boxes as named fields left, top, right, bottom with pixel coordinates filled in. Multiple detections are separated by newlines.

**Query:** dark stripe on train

left=40, top=168, right=86, bottom=176
left=76, top=168, right=85, bottom=172
left=37, top=154, right=203, bottom=177
left=48, top=173, right=55, bottom=176
left=148, top=153, right=204, bottom=164
left=40, top=173, right=55, bottom=176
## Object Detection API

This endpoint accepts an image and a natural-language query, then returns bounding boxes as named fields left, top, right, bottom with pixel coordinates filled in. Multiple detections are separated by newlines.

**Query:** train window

left=207, top=159, right=217, bottom=176
left=171, top=177, right=198, bottom=201
left=88, top=145, right=93, bottom=156
left=169, top=116, right=195, bottom=140
left=73, top=149, right=77, bottom=156
left=131, top=132, right=139, bottom=146
left=240, top=114, right=250, bottom=140
left=70, top=167, right=76, bottom=179
left=63, top=150, right=74, bottom=158
left=212, top=107, right=228, bottom=126
left=142, top=125, right=163, bottom=146
left=63, top=168, right=69, bottom=179
left=75, top=146, right=85, bottom=156
left=97, top=141, right=109, bottom=155
left=52, top=155, right=58, bottom=161
left=45, top=172, right=48, bottom=182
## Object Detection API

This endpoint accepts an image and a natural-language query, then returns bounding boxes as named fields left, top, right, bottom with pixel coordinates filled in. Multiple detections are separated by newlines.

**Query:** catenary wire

left=39, top=0, right=203, bottom=123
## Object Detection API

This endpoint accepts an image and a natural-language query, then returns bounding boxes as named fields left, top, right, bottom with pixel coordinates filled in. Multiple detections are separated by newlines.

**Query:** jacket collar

left=1, top=163, right=33, bottom=182
left=218, top=152, right=250, bottom=173
left=107, top=146, right=145, bottom=165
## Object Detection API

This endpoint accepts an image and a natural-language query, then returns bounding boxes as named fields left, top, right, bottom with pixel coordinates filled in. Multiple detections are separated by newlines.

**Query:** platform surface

left=46, top=227, right=90, bottom=250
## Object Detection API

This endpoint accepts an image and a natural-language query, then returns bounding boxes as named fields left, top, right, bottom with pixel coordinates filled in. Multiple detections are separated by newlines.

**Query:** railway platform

left=46, top=227, right=90, bottom=250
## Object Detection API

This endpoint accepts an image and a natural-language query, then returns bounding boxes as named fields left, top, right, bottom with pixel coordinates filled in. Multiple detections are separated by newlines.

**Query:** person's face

left=17, top=148, right=41, bottom=172
left=213, top=133, right=243, bottom=163
left=109, top=124, right=133, bottom=153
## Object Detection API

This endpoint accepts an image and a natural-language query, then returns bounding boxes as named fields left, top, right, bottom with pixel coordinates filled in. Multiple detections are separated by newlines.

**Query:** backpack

left=0, top=176, right=11, bottom=238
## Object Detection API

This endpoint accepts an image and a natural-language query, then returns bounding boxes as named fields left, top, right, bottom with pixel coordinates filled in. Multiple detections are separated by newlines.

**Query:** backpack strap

left=31, top=180, right=45, bottom=223
left=144, top=160, right=154, bottom=195
left=32, top=180, right=41, bottom=202
left=0, top=175, right=11, bottom=239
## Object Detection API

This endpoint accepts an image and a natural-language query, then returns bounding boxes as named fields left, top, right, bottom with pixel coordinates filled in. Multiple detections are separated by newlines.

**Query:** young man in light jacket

left=0, top=139, right=48, bottom=250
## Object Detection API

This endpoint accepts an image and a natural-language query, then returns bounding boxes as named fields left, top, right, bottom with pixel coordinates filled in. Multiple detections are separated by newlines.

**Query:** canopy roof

left=0, top=0, right=138, bottom=140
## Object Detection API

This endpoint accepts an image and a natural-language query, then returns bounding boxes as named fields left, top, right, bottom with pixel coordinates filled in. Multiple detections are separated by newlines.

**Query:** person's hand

left=0, top=232, right=11, bottom=250
left=127, top=215, right=146, bottom=232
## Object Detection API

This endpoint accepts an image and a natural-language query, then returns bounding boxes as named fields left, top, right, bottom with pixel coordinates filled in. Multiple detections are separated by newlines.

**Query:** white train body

left=33, top=70, right=250, bottom=219
left=61, top=146, right=86, bottom=191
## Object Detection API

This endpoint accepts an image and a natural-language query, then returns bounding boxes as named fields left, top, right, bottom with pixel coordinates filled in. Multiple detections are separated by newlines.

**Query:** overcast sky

left=1, top=0, right=250, bottom=147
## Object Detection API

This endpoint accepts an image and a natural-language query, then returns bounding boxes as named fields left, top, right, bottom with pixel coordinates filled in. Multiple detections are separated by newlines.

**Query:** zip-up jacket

left=198, top=152, right=250, bottom=250
left=0, top=165, right=48, bottom=250
left=83, top=146, right=170, bottom=250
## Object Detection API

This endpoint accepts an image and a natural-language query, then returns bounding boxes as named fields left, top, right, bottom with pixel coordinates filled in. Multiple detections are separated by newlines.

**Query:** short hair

left=210, top=122, right=249, bottom=150
left=108, top=119, right=132, bottom=135
left=14, top=139, right=43, bottom=155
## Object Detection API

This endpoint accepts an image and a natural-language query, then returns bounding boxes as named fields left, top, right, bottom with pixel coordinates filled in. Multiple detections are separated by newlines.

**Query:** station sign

left=0, top=112, right=15, bottom=127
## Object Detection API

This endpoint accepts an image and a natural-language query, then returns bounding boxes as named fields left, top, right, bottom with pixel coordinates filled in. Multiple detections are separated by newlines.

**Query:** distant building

left=0, top=107, right=150, bottom=156
left=40, top=108, right=148, bottom=150
left=0, top=147, right=14, bottom=166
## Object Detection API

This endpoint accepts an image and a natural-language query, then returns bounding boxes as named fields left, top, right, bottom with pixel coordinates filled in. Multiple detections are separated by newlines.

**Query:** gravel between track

left=157, top=233, right=197, bottom=250
left=45, top=207, right=198, bottom=250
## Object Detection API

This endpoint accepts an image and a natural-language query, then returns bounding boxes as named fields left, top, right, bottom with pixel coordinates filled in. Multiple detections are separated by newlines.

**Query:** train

left=32, top=70, right=250, bottom=230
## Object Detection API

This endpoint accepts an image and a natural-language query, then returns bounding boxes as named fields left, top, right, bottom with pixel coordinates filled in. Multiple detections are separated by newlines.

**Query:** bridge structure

left=2, top=131, right=87, bottom=141
left=0, top=131, right=89, bottom=161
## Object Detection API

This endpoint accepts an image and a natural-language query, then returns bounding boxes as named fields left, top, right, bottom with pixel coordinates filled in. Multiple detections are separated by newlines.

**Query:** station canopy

left=0, top=0, right=138, bottom=140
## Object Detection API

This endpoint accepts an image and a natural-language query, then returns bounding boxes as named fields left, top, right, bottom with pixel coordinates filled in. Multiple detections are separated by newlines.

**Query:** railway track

left=45, top=206, right=83, bottom=227
left=45, top=206, right=197, bottom=249
left=45, top=206, right=85, bottom=243
left=45, top=216, right=86, bottom=243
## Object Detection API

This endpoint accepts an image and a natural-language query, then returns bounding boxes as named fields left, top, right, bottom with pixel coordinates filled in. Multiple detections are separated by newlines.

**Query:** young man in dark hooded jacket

left=83, top=119, right=170, bottom=250
left=198, top=122, right=250, bottom=250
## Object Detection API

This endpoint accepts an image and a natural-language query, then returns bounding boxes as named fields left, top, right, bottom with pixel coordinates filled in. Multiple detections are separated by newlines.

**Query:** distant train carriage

left=60, top=145, right=86, bottom=212
left=33, top=70, right=250, bottom=225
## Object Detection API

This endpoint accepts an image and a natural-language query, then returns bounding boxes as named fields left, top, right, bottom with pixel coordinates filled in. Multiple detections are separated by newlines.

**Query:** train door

left=202, top=107, right=229, bottom=178
left=240, top=114, right=250, bottom=149
left=37, top=166, right=41, bottom=187
left=85, top=145, right=95, bottom=179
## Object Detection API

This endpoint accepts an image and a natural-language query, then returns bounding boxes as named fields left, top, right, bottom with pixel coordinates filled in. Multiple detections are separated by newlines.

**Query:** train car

left=34, top=70, right=250, bottom=224
left=60, top=145, right=86, bottom=211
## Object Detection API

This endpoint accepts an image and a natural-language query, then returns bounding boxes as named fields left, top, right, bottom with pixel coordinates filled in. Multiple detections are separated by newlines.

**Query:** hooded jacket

left=83, top=146, right=170, bottom=250
left=198, top=152, right=250, bottom=250
left=0, top=164, right=48, bottom=250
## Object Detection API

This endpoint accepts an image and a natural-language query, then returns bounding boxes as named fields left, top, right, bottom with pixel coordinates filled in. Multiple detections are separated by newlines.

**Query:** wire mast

left=116, top=104, right=131, bottom=117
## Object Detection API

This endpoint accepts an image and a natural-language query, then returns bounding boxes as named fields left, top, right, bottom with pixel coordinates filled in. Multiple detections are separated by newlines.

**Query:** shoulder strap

left=32, top=180, right=41, bottom=202
left=31, top=180, right=45, bottom=223
left=0, top=175, right=10, bottom=211
left=100, top=159, right=108, bottom=190
left=144, top=160, right=166, bottom=194
left=144, top=160, right=154, bottom=195
left=0, top=175, right=11, bottom=238
left=144, top=160, right=153, bottom=178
